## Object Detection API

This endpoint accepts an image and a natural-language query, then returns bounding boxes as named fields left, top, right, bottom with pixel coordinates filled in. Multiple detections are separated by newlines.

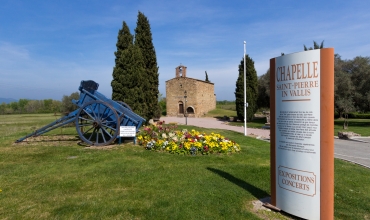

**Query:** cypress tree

left=205, top=71, right=210, bottom=82
left=116, top=44, right=147, bottom=116
left=111, top=21, right=133, bottom=101
left=134, top=11, right=160, bottom=120
left=234, top=55, right=258, bottom=121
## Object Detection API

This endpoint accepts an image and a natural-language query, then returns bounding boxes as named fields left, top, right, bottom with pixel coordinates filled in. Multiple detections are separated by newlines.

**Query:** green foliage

left=114, top=21, right=133, bottom=64
left=235, top=55, right=258, bottom=121
left=337, top=112, right=370, bottom=119
left=0, top=99, right=62, bottom=114
left=216, top=100, right=236, bottom=111
left=335, top=55, right=355, bottom=117
left=346, top=56, right=370, bottom=112
left=205, top=71, right=210, bottom=82
left=335, top=55, right=370, bottom=113
left=111, top=21, right=134, bottom=103
left=113, top=44, right=147, bottom=116
left=304, top=40, right=324, bottom=50
left=135, top=11, right=160, bottom=122
left=61, top=92, right=79, bottom=113
left=18, top=99, right=30, bottom=113
left=158, top=93, right=166, bottom=116
left=257, top=69, right=270, bottom=109
left=111, top=12, right=160, bottom=122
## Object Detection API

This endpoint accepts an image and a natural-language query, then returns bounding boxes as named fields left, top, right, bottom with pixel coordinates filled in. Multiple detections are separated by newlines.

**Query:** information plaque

left=269, top=48, right=334, bottom=219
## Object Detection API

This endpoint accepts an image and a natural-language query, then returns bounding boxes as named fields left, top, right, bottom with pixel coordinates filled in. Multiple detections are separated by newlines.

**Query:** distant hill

left=0, top=98, right=18, bottom=104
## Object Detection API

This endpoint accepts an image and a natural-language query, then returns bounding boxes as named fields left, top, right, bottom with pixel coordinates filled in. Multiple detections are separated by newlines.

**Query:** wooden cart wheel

left=75, top=100, right=119, bottom=146
left=116, top=101, right=132, bottom=111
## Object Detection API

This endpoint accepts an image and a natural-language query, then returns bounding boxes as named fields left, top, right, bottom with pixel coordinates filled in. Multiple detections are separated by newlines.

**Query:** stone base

left=338, top=131, right=361, bottom=139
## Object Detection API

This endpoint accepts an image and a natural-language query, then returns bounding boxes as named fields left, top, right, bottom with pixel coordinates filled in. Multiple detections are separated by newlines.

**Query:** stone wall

left=166, top=68, right=216, bottom=117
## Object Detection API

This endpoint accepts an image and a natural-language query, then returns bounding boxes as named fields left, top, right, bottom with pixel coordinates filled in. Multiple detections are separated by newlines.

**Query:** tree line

left=0, top=92, right=79, bottom=115
left=255, top=54, right=370, bottom=117
left=236, top=41, right=370, bottom=121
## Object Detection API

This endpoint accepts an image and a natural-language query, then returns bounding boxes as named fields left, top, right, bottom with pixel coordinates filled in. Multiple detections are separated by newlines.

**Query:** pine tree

left=111, top=21, right=133, bottom=101
left=234, top=55, right=258, bottom=121
left=134, top=11, right=160, bottom=120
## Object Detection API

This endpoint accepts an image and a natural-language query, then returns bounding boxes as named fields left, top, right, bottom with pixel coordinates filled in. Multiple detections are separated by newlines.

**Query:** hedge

left=335, top=112, right=370, bottom=119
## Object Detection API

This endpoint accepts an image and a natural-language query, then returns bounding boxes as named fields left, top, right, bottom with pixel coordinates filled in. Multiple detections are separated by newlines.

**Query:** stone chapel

left=165, top=65, right=216, bottom=117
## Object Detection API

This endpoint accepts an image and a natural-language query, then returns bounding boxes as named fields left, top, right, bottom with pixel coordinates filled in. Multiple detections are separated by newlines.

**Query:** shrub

left=336, top=112, right=370, bottom=119
left=137, top=121, right=241, bottom=155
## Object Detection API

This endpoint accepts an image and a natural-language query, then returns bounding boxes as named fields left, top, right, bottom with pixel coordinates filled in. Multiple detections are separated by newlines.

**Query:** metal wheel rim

left=75, top=100, right=119, bottom=146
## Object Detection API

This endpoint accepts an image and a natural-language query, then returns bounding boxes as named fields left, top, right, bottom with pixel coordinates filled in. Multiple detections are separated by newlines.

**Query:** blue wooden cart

left=15, top=80, right=146, bottom=146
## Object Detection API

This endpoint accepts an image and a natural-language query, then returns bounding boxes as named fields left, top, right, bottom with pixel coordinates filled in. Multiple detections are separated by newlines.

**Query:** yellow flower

left=184, top=142, right=191, bottom=150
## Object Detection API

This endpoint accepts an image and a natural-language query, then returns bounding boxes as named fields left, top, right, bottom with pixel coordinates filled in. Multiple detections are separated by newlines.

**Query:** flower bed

left=137, top=121, right=241, bottom=155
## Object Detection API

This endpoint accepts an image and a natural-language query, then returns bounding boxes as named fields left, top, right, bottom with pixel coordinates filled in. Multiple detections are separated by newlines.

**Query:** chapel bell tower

left=175, top=65, right=187, bottom=78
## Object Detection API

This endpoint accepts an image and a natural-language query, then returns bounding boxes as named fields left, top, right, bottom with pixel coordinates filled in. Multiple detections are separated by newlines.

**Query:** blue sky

left=1, top=0, right=370, bottom=101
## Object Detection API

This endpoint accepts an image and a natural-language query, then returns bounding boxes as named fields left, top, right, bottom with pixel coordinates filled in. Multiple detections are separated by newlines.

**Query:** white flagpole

left=244, top=41, right=247, bottom=136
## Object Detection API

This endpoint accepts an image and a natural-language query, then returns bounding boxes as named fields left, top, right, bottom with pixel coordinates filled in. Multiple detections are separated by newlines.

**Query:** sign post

left=269, top=48, right=334, bottom=219
left=119, top=126, right=136, bottom=144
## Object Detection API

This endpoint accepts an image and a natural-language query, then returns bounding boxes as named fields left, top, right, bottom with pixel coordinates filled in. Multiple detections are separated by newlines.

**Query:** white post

left=243, top=41, right=247, bottom=136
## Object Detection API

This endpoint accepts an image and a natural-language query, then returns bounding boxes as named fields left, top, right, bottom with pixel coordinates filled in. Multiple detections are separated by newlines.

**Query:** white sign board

left=119, top=126, right=136, bottom=137
left=275, top=50, right=321, bottom=219
left=270, top=48, right=334, bottom=219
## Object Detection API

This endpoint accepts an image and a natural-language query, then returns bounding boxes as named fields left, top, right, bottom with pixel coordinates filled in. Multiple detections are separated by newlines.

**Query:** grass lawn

left=204, top=108, right=237, bottom=119
left=0, top=114, right=369, bottom=219
left=209, top=107, right=370, bottom=137
left=205, top=108, right=269, bottom=130
left=334, top=118, right=370, bottom=136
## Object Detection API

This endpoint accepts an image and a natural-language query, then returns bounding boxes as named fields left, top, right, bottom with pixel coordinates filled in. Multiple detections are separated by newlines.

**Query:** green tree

left=51, top=100, right=62, bottom=113
left=304, top=40, right=324, bottom=51
left=61, top=92, right=79, bottom=114
left=115, top=44, right=147, bottom=117
left=342, top=56, right=370, bottom=112
left=0, top=102, right=6, bottom=114
left=134, top=11, right=160, bottom=121
left=25, top=100, right=43, bottom=113
left=43, top=99, right=53, bottom=113
left=334, top=54, right=355, bottom=117
left=18, top=99, right=30, bottom=113
left=9, top=102, right=19, bottom=113
left=235, top=55, right=258, bottom=121
left=158, top=93, right=166, bottom=116
left=112, top=21, right=133, bottom=101
left=257, top=68, right=270, bottom=109
left=205, top=71, right=210, bottom=82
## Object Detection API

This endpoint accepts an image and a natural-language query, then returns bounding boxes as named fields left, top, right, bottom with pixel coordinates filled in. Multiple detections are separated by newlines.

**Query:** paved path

left=334, top=138, right=370, bottom=168
left=160, top=116, right=270, bottom=139
left=160, top=116, right=370, bottom=168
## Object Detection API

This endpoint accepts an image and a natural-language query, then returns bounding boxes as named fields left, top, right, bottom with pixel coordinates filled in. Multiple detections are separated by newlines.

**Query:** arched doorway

left=186, top=106, right=194, bottom=114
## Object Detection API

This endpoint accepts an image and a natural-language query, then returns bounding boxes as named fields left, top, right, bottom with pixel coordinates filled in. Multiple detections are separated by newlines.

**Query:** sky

left=1, top=0, right=370, bottom=101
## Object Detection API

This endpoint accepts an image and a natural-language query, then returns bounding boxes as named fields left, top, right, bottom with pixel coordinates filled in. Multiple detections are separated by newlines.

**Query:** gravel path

left=160, top=116, right=270, bottom=139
